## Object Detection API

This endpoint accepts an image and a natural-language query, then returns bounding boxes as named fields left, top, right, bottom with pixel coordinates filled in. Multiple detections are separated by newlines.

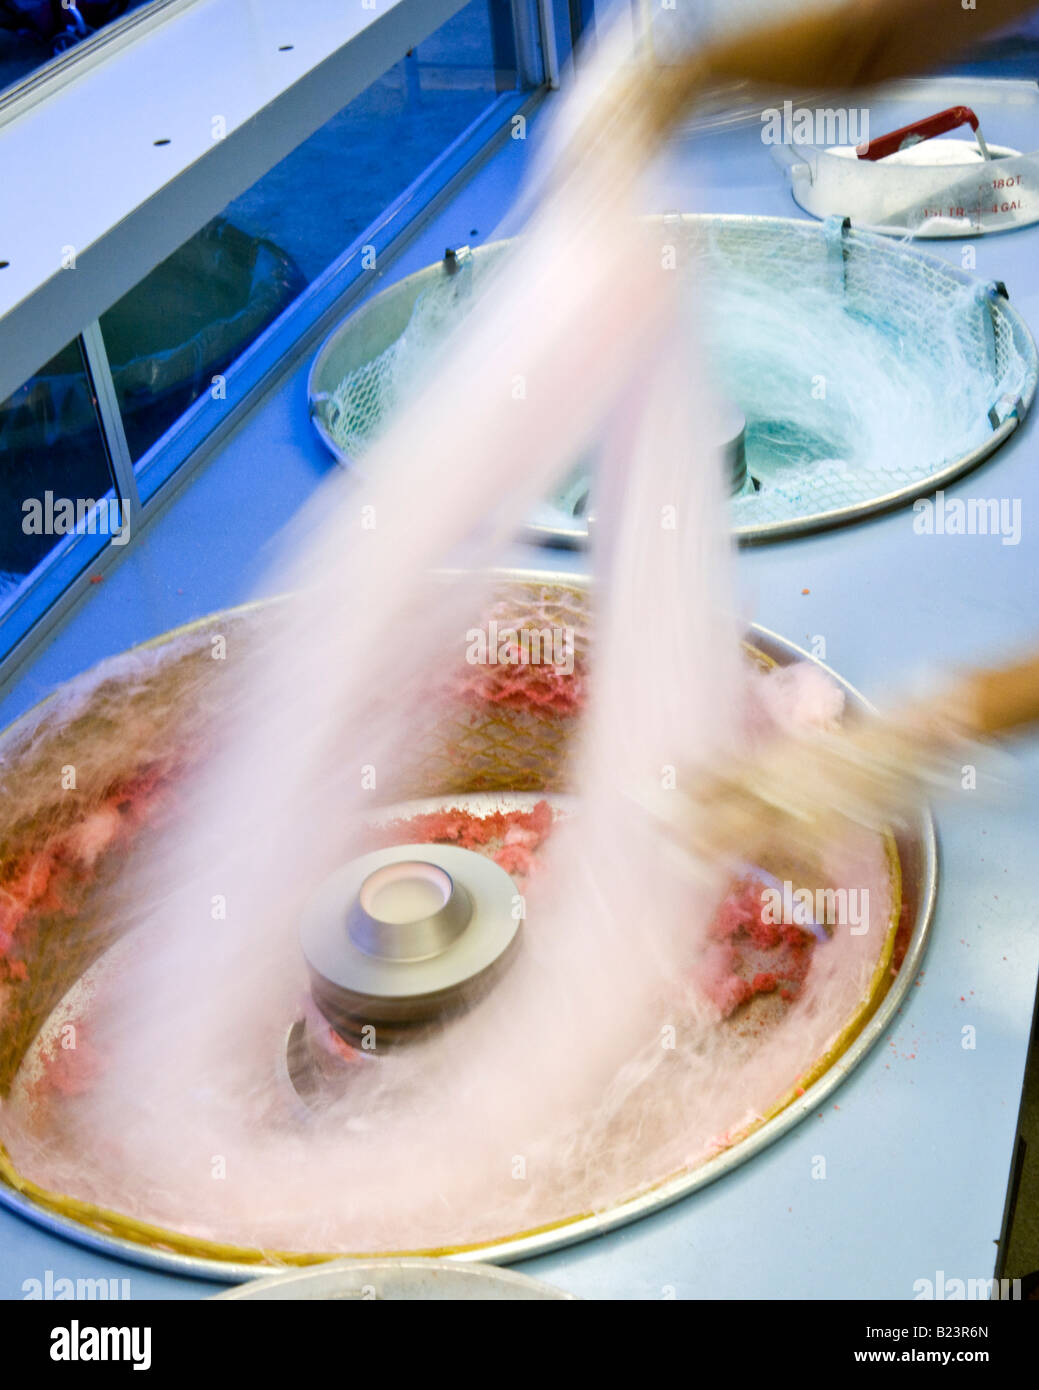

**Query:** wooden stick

left=645, top=0, right=1039, bottom=141
left=957, top=651, right=1039, bottom=737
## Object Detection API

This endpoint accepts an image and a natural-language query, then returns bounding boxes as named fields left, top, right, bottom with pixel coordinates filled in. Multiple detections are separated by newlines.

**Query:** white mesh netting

left=317, top=215, right=1036, bottom=535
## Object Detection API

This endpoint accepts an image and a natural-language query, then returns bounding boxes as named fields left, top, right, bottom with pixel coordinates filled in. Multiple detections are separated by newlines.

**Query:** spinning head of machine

left=298, top=843, right=521, bottom=1053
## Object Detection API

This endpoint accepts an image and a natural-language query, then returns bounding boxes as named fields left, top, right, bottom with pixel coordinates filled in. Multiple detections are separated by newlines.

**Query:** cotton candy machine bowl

left=0, top=576, right=936, bottom=1279
left=309, top=215, right=1036, bottom=543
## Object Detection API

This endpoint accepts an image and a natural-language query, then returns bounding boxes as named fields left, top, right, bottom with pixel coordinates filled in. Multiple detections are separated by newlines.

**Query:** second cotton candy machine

left=309, top=215, right=1036, bottom=543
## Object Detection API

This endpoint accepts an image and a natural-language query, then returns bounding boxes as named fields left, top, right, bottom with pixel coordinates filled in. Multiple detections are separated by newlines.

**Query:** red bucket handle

left=856, top=106, right=980, bottom=162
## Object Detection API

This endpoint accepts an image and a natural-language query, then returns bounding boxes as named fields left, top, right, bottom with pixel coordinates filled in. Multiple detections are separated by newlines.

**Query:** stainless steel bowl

left=0, top=581, right=937, bottom=1282
left=212, top=1257, right=575, bottom=1300
left=308, top=215, right=1037, bottom=544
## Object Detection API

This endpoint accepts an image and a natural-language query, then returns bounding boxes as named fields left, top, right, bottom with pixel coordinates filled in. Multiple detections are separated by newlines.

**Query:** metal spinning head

left=299, top=844, right=521, bottom=1048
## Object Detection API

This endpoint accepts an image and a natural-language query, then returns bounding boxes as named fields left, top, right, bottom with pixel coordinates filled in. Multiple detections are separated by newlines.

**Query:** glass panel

left=550, top=0, right=574, bottom=71
left=229, top=0, right=522, bottom=278
left=570, top=0, right=596, bottom=49
left=99, top=0, right=528, bottom=473
left=99, top=216, right=307, bottom=468
left=0, top=340, right=120, bottom=616
left=0, top=1, right=156, bottom=100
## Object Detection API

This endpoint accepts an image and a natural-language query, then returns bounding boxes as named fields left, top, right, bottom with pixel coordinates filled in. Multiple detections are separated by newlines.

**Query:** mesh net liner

left=323, top=216, right=1037, bottom=531
left=326, top=252, right=484, bottom=462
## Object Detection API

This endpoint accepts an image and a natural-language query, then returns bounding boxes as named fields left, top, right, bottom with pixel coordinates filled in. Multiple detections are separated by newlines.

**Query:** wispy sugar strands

left=2, top=12, right=894, bottom=1253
